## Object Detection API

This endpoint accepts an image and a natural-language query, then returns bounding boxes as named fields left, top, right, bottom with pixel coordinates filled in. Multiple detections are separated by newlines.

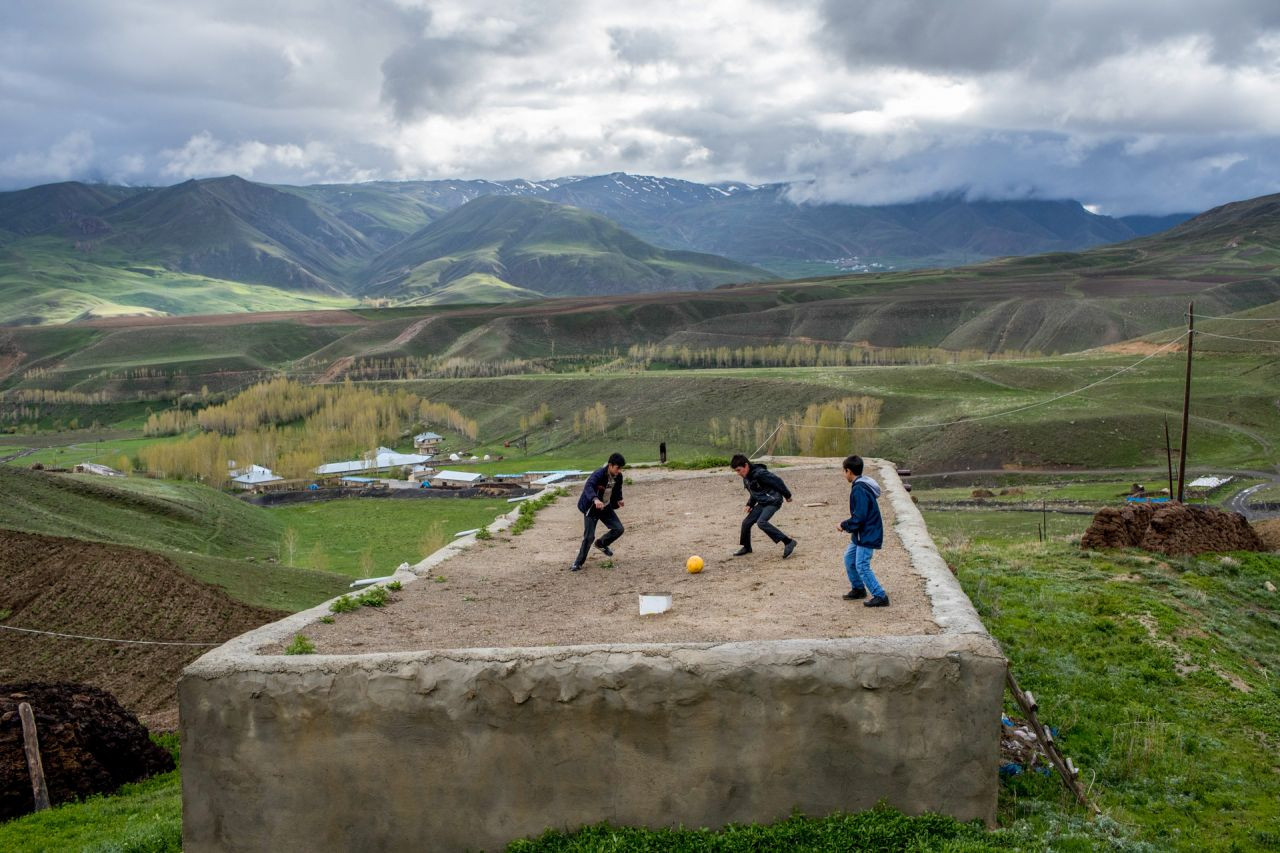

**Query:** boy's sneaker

left=863, top=594, right=890, bottom=608
left=842, top=588, right=867, bottom=600
left=732, top=546, right=752, bottom=557
left=570, top=563, right=583, bottom=572
left=782, top=539, right=797, bottom=559
left=594, top=540, right=614, bottom=557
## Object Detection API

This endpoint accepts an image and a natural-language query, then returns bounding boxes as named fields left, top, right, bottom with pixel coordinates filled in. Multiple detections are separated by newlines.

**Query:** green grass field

left=4, top=433, right=178, bottom=468
left=268, top=496, right=514, bottom=578
left=0, top=736, right=181, bottom=853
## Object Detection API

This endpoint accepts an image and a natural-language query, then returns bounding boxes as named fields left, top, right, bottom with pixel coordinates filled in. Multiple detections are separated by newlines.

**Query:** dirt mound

left=0, top=530, right=283, bottom=728
left=1, top=682, right=174, bottom=820
left=971, top=488, right=996, bottom=498
left=1254, top=518, right=1280, bottom=551
left=1081, top=503, right=1265, bottom=556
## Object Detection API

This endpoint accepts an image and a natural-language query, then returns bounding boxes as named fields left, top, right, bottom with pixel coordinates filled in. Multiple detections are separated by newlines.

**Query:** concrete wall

left=181, top=461, right=1006, bottom=852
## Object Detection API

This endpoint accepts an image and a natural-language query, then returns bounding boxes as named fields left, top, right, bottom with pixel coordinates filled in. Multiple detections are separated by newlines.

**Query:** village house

left=231, top=464, right=285, bottom=491
left=427, top=469, right=485, bottom=488
left=413, top=431, right=443, bottom=452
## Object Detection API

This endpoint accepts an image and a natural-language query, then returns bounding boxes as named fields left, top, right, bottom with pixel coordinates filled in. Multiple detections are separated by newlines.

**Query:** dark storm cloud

left=815, top=0, right=1280, bottom=75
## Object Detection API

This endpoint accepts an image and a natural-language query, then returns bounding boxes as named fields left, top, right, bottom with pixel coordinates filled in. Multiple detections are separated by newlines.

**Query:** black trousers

left=573, top=508, right=624, bottom=566
left=741, top=503, right=789, bottom=548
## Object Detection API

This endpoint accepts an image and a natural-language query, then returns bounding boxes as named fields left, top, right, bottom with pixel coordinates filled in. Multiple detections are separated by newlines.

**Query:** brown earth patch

left=1, top=682, right=174, bottom=820
left=1098, top=340, right=1182, bottom=355
left=1254, top=518, right=1280, bottom=551
left=1081, top=503, right=1264, bottom=556
left=291, top=464, right=938, bottom=654
left=0, top=530, right=283, bottom=729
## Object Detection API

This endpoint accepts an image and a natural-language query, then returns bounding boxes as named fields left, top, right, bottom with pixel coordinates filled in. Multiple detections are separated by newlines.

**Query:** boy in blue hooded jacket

left=838, top=455, right=889, bottom=607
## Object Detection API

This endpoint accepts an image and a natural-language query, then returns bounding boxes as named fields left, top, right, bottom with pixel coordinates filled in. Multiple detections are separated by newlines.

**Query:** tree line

left=138, top=378, right=477, bottom=483
left=627, top=342, right=1036, bottom=369
left=706, top=396, right=882, bottom=457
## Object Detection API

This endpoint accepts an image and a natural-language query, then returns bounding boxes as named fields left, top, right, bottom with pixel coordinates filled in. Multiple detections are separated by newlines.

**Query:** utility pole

left=1176, top=303, right=1194, bottom=503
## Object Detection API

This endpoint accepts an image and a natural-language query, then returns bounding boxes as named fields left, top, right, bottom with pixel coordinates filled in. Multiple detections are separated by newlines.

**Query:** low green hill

left=0, top=466, right=348, bottom=611
left=359, top=195, right=774, bottom=302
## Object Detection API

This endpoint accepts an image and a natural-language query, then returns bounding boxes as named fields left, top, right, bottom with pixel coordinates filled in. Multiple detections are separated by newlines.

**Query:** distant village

left=223, top=431, right=581, bottom=495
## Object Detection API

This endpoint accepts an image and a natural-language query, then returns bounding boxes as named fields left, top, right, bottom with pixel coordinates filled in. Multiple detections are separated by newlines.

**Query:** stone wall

left=180, top=461, right=1005, bottom=851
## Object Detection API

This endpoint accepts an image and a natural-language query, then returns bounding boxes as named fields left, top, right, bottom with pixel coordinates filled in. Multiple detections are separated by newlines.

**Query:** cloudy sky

left=3, top=0, right=1280, bottom=214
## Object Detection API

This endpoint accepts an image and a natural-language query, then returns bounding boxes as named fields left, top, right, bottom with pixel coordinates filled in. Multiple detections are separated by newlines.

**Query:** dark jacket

left=840, top=475, right=884, bottom=549
left=577, top=466, right=623, bottom=515
left=742, top=463, right=792, bottom=508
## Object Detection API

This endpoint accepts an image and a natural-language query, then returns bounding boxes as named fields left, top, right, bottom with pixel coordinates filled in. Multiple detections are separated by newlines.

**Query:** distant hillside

left=94, top=176, right=370, bottom=292
left=0, top=172, right=1210, bottom=324
left=359, top=195, right=773, bottom=302
left=0, top=181, right=143, bottom=238
left=4, top=184, right=1278, bottom=399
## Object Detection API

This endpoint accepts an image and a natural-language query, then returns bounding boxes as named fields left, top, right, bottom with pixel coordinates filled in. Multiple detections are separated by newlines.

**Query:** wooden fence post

left=18, top=702, right=51, bottom=811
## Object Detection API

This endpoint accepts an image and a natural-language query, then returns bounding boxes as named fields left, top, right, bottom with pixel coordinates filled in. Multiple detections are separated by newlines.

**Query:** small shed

left=414, top=432, right=444, bottom=452
left=432, top=470, right=485, bottom=488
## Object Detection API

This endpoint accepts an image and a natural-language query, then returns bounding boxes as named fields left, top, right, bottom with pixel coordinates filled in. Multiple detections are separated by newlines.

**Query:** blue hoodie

left=840, top=475, right=883, bottom=549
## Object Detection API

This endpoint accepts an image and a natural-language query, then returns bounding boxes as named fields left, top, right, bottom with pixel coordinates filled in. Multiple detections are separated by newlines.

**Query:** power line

left=1196, top=330, right=1280, bottom=344
left=764, top=332, right=1189, bottom=433
left=0, top=623, right=221, bottom=647
left=1187, top=312, right=1280, bottom=322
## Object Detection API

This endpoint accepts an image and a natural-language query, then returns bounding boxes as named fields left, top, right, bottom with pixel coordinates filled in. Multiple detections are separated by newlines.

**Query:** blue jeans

left=843, top=542, right=885, bottom=599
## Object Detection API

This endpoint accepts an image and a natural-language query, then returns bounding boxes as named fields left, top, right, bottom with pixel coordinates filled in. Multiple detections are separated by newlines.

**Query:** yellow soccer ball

left=686, top=555, right=705, bottom=573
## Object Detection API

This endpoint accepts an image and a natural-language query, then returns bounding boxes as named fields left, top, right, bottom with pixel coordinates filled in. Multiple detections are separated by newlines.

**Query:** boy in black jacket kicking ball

left=730, top=453, right=797, bottom=559
left=569, top=452, right=626, bottom=572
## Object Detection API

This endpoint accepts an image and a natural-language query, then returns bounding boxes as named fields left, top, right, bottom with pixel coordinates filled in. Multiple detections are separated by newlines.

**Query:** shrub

left=329, top=595, right=358, bottom=613
left=355, top=586, right=389, bottom=607
left=511, top=487, right=565, bottom=535
left=284, top=635, right=316, bottom=655
left=475, top=526, right=493, bottom=540
left=666, top=455, right=730, bottom=470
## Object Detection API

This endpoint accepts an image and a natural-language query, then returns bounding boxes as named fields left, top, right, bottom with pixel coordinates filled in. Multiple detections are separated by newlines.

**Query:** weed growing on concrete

left=387, top=580, right=402, bottom=591
left=284, top=635, right=315, bottom=655
left=511, top=487, right=566, bottom=535
left=475, top=526, right=493, bottom=540
left=358, top=586, right=388, bottom=606
left=329, top=594, right=358, bottom=613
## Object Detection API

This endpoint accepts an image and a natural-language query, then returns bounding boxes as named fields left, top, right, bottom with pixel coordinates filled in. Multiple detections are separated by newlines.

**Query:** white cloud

left=0, top=130, right=94, bottom=183
left=1, top=0, right=1279, bottom=213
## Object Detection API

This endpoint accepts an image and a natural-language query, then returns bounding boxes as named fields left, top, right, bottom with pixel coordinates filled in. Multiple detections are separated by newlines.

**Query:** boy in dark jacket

left=838, top=455, right=888, bottom=607
left=570, top=452, right=626, bottom=572
left=730, top=453, right=797, bottom=559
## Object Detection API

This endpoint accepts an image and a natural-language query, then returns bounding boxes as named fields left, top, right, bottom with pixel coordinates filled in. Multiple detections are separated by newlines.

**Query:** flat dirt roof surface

left=289, top=461, right=939, bottom=654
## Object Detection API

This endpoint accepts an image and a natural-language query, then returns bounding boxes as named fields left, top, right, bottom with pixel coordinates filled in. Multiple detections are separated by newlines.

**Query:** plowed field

left=0, top=530, right=282, bottom=729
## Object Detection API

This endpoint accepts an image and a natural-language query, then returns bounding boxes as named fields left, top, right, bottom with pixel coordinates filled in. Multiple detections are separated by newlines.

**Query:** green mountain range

left=0, top=173, right=1200, bottom=325
left=2, top=188, right=1276, bottom=401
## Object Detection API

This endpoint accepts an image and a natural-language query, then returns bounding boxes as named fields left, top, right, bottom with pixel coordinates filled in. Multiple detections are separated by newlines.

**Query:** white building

left=231, top=464, right=284, bottom=489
